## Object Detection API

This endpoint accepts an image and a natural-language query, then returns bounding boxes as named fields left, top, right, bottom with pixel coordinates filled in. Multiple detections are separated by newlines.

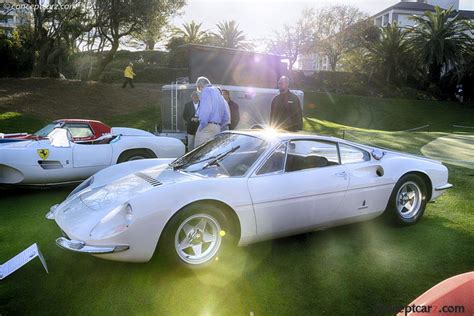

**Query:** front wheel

left=386, top=174, right=428, bottom=225
left=160, top=203, right=234, bottom=268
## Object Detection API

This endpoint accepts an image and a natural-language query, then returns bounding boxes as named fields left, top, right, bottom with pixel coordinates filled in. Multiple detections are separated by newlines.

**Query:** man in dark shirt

left=222, top=89, right=240, bottom=130
left=270, top=76, right=303, bottom=131
left=182, top=91, right=200, bottom=150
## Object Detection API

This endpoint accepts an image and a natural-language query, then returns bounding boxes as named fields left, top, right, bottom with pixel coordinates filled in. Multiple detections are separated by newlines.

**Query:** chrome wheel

left=396, top=181, right=422, bottom=219
left=174, top=213, right=222, bottom=265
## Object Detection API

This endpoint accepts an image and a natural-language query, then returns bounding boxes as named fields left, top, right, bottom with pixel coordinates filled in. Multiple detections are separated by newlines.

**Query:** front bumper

left=56, top=237, right=129, bottom=254
left=435, top=183, right=453, bottom=191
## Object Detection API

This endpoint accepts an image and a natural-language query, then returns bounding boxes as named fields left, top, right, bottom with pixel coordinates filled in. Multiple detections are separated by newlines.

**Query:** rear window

left=63, top=123, right=94, bottom=138
left=339, top=143, right=370, bottom=164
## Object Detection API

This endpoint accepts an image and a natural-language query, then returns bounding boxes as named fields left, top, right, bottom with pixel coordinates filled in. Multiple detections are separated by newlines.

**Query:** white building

left=0, top=1, right=31, bottom=33
left=296, top=54, right=331, bottom=75
left=296, top=0, right=473, bottom=74
left=373, top=0, right=474, bottom=28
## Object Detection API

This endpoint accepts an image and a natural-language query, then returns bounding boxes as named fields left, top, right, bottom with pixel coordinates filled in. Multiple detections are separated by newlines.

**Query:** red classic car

left=0, top=119, right=111, bottom=143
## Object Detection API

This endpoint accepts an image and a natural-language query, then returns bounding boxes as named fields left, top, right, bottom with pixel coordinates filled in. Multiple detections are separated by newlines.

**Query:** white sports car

left=46, top=130, right=452, bottom=266
left=0, top=127, right=185, bottom=185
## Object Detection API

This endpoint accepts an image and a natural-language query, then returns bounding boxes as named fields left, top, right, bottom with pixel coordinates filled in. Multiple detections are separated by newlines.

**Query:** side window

left=339, top=143, right=370, bottom=164
left=286, top=140, right=339, bottom=172
left=257, top=143, right=287, bottom=175
left=63, top=123, right=94, bottom=138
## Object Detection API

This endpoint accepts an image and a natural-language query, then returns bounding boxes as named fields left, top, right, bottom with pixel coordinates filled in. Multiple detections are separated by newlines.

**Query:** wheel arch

left=158, top=199, right=242, bottom=246
left=116, top=148, right=157, bottom=163
left=399, top=170, right=433, bottom=201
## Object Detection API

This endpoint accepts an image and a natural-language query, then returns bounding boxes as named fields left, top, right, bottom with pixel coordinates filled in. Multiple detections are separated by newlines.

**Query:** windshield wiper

left=171, top=155, right=217, bottom=170
left=202, top=146, right=240, bottom=170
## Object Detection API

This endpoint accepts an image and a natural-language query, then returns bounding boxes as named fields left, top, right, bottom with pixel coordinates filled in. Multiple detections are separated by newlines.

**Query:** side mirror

left=48, top=128, right=72, bottom=148
left=371, top=149, right=385, bottom=160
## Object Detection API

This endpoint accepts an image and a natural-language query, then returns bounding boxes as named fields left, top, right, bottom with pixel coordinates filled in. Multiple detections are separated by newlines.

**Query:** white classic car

left=46, top=130, right=452, bottom=267
left=0, top=127, right=185, bottom=185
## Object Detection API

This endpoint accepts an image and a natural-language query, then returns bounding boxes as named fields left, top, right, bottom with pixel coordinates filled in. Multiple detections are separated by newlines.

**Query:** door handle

left=335, top=171, right=347, bottom=177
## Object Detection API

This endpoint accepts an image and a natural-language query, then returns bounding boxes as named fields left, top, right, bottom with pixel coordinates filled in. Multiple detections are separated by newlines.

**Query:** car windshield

left=171, top=133, right=269, bottom=177
left=34, top=123, right=61, bottom=137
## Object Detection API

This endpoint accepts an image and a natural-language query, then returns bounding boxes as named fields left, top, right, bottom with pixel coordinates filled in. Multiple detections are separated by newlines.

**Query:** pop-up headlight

left=89, top=203, right=134, bottom=239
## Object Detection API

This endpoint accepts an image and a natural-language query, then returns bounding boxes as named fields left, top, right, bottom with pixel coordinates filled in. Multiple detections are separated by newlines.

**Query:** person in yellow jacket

left=122, top=62, right=136, bottom=88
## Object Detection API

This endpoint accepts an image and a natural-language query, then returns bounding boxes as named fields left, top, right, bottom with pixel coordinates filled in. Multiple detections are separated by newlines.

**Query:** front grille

left=135, top=172, right=162, bottom=187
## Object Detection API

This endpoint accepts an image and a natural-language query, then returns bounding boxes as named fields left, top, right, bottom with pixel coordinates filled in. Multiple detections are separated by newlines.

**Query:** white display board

left=0, top=243, right=48, bottom=280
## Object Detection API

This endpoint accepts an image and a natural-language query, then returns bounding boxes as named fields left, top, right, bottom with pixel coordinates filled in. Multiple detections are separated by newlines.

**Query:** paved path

left=421, top=134, right=474, bottom=169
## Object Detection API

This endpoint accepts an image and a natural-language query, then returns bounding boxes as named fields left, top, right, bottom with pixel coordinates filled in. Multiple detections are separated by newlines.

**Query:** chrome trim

left=55, top=237, right=129, bottom=254
left=45, top=204, right=58, bottom=220
left=435, top=183, right=453, bottom=191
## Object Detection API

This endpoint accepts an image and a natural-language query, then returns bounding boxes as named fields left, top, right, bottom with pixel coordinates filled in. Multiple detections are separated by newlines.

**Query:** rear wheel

left=117, top=149, right=155, bottom=163
left=160, top=203, right=235, bottom=268
left=387, top=174, right=428, bottom=225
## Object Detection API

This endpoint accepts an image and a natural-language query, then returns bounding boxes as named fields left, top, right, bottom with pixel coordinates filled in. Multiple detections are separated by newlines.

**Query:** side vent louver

left=38, top=160, right=63, bottom=170
left=135, top=172, right=162, bottom=187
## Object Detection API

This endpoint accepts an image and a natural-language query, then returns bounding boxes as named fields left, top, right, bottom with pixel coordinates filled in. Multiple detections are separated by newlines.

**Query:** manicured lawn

left=0, top=89, right=473, bottom=315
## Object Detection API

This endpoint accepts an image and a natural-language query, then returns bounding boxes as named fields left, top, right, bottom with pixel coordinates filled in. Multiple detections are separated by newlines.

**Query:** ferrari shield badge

left=37, top=149, right=49, bottom=160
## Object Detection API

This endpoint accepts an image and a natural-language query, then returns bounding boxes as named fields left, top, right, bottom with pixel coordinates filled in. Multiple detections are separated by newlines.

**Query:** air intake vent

left=38, top=160, right=63, bottom=169
left=135, top=172, right=162, bottom=187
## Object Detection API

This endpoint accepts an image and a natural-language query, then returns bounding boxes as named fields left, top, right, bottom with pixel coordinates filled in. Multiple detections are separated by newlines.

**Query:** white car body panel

left=248, top=165, right=349, bottom=240
left=49, top=131, right=452, bottom=262
left=0, top=127, right=185, bottom=185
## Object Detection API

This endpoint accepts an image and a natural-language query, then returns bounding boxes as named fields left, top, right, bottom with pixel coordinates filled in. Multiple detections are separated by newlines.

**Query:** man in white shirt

left=194, top=77, right=230, bottom=147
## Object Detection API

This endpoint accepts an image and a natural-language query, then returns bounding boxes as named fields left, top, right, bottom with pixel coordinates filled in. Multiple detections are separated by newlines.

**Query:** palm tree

left=365, top=22, right=413, bottom=83
left=409, top=6, right=474, bottom=83
left=213, top=20, right=253, bottom=50
left=173, top=21, right=208, bottom=44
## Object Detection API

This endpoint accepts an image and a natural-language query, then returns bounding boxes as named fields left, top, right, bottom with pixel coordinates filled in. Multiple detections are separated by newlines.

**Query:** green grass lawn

left=0, top=91, right=473, bottom=315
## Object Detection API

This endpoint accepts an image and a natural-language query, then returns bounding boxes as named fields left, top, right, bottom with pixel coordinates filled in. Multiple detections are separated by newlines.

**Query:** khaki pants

left=187, top=134, right=195, bottom=151
left=194, top=124, right=221, bottom=147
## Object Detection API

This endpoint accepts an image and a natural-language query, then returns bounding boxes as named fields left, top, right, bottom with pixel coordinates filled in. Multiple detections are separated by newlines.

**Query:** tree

left=267, top=8, right=316, bottom=70
left=173, top=21, right=208, bottom=44
left=409, top=6, right=474, bottom=83
left=132, top=14, right=170, bottom=50
left=92, top=0, right=184, bottom=79
left=212, top=20, right=252, bottom=50
left=29, top=0, right=93, bottom=77
left=364, top=23, right=413, bottom=83
left=315, top=5, right=367, bottom=71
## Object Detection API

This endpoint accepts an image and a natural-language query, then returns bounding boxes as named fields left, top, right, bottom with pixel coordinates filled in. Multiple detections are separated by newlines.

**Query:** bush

left=291, top=70, right=433, bottom=100
left=0, top=27, right=34, bottom=77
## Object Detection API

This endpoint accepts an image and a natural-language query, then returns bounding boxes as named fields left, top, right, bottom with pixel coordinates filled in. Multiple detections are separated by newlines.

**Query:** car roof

left=226, top=129, right=343, bottom=143
left=53, top=119, right=105, bottom=124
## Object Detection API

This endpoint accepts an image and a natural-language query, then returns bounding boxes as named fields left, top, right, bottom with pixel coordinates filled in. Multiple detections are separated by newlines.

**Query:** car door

left=338, top=143, right=394, bottom=218
left=247, top=139, right=349, bottom=239
left=72, top=143, right=113, bottom=168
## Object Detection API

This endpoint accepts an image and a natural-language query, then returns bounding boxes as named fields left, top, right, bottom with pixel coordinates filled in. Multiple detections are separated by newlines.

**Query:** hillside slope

left=0, top=78, right=162, bottom=133
left=305, top=92, right=474, bottom=132
left=1, top=78, right=473, bottom=134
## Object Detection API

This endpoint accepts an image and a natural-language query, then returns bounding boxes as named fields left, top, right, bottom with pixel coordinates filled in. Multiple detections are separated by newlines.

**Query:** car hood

left=81, top=164, right=197, bottom=211
left=55, top=164, right=200, bottom=237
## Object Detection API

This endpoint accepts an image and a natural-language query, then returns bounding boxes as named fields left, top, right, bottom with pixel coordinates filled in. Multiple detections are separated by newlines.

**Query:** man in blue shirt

left=194, top=76, right=230, bottom=147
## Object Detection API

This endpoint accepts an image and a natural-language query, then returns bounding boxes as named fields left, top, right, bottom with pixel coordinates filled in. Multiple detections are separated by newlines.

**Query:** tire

left=386, top=174, right=428, bottom=225
left=117, top=149, right=155, bottom=163
left=159, top=203, right=236, bottom=268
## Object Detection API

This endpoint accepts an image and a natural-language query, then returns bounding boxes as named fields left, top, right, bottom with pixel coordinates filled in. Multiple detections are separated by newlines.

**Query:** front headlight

left=89, top=203, right=134, bottom=239
left=68, top=176, right=94, bottom=199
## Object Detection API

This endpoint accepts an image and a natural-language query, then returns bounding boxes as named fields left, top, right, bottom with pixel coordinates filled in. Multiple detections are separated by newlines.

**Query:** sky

left=171, top=0, right=474, bottom=44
